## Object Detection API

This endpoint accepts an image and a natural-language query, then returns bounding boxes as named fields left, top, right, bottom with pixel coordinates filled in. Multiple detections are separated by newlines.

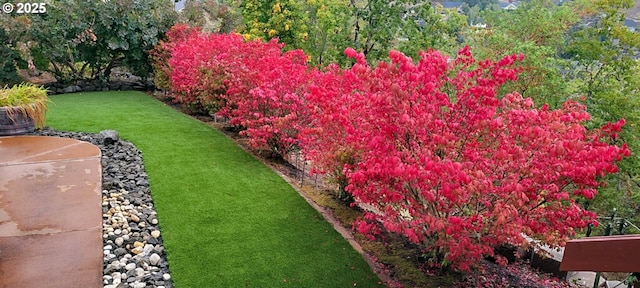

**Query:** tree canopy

left=8, top=0, right=177, bottom=82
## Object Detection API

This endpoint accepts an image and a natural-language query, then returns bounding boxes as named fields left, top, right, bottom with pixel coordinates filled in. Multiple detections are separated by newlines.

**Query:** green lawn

left=46, top=91, right=382, bottom=287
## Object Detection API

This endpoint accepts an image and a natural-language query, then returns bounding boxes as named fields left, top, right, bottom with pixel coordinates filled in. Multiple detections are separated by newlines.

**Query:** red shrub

left=150, top=24, right=201, bottom=92
left=169, top=31, right=244, bottom=113
left=303, top=47, right=629, bottom=271
left=160, top=25, right=629, bottom=271
left=218, top=42, right=312, bottom=156
left=166, top=26, right=312, bottom=157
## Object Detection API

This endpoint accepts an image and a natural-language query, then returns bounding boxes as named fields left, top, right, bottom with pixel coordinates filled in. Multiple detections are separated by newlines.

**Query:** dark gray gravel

left=29, top=128, right=173, bottom=288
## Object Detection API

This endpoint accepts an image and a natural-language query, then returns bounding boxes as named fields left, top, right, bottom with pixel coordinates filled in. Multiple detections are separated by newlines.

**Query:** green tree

left=461, top=0, right=499, bottom=10
left=460, top=4, right=484, bottom=25
left=238, top=0, right=353, bottom=66
left=563, top=0, right=640, bottom=222
left=27, top=0, right=177, bottom=82
left=0, top=13, right=32, bottom=86
left=238, top=0, right=462, bottom=66
left=398, top=2, right=466, bottom=58
left=335, top=0, right=465, bottom=65
left=0, top=27, right=25, bottom=86
left=89, top=0, right=177, bottom=79
left=180, top=0, right=242, bottom=33
left=239, top=0, right=309, bottom=50
left=465, top=0, right=580, bottom=107
left=25, top=1, right=92, bottom=82
left=344, top=0, right=462, bottom=63
left=344, top=0, right=405, bottom=61
left=302, top=0, right=351, bottom=66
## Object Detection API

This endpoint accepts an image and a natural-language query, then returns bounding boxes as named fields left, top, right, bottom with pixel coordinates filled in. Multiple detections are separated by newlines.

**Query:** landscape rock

left=62, top=85, right=77, bottom=93
left=44, top=79, right=155, bottom=95
left=100, top=130, right=120, bottom=145
left=149, top=253, right=161, bottom=266
left=29, top=128, right=173, bottom=288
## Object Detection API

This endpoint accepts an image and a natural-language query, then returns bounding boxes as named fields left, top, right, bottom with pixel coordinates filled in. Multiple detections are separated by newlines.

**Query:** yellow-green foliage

left=0, top=83, right=49, bottom=128
left=239, top=0, right=309, bottom=49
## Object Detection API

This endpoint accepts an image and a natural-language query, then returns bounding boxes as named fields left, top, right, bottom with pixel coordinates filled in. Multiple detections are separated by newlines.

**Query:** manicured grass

left=46, top=91, right=382, bottom=287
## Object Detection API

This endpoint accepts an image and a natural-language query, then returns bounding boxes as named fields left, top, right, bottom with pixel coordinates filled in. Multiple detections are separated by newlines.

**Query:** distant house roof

left=500, top=2, right=518, bottom=10
left=625, top=19, right=638, bottom=31
left=175, top=0, right=185, bottom=11
left=441, top=2, right=463, bottom=9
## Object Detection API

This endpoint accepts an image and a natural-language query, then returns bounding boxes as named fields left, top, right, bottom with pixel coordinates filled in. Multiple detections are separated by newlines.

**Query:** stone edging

left=44, top=79, right=156, bottom=95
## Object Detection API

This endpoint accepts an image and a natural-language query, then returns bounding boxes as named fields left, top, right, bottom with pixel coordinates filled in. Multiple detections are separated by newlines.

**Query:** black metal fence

left=586, top=209, right=640, bottom=237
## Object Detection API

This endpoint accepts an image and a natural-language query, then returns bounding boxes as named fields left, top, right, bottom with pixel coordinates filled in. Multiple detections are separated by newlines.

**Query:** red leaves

left=159, top=25, right=311, bottom=157
left=344, top=47, right=366, bottom=65
left=303, top=47, right=629, bottom=271
left=158, top=28, right=629, bottom=272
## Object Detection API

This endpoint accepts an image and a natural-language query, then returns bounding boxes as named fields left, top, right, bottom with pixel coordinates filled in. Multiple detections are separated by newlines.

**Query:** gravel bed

left=29, top=128, right=173, bottom=288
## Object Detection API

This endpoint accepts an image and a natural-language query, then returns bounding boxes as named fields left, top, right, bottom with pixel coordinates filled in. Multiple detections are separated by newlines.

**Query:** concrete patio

left=0, top=136, right=103, bottom=287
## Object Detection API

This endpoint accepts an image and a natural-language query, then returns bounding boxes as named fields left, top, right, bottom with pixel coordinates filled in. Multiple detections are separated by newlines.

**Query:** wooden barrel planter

left=0, top=106, right=36, bottom=136
left=0, top=83, right=48, bottom=136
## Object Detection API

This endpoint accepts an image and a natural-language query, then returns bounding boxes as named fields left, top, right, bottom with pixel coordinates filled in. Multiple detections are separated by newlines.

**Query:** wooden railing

left=560, top=234, right=640, bottom=288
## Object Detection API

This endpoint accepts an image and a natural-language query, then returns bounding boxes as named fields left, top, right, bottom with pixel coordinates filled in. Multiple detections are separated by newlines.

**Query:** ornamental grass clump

left=0, top=83, right=49, bottom=128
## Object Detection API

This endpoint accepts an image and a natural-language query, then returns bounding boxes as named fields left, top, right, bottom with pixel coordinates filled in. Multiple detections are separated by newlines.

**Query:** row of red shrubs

left=151, top=24, right=629, bottom=271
